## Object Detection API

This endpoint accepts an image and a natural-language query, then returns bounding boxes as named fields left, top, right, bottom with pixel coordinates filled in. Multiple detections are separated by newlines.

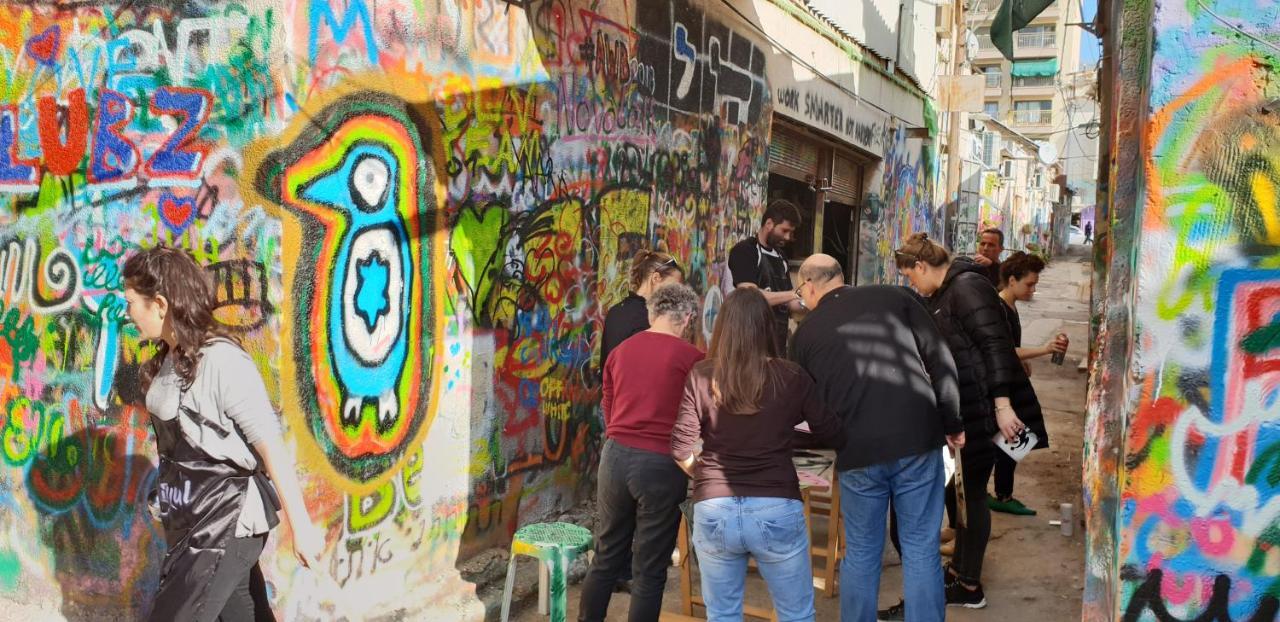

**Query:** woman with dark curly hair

left=123, top=245, right=323, bottom=621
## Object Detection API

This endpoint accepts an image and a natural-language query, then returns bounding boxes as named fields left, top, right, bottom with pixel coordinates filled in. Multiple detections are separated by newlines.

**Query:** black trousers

left=214, top=534, right=275, bottom=621
left=944, top=442, right=997, bottom=585
left=993, top=451, right=1017, bottom=499
left=578, top=439, right=688, bottom=622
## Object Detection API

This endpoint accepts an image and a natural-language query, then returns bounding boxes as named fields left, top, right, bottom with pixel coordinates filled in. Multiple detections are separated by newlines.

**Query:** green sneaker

left=987, top=495, right=1037, bottom=516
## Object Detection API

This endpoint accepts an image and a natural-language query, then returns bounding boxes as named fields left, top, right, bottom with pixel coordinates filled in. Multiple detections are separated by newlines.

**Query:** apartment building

left=968, top=0, right=1083, bottom=156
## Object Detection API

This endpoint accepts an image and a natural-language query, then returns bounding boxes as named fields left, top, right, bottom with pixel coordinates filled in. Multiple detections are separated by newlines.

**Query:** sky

left=1080, top=0, right=1101, bottom=66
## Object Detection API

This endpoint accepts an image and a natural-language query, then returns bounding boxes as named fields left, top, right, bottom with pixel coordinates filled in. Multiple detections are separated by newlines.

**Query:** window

left=983, top=101, right=1000, bottom=117
left=981, top=132, right=1001, bottom=169
left=1013, top=100, right=1053, bottom=124
left=1013, top=75, right=1055, bottom=87
left=975, top=27, right=995, bottom=49
left=979, top=66, right=1001, bottom=88
left=1016, top=25, right=1056, bottom=48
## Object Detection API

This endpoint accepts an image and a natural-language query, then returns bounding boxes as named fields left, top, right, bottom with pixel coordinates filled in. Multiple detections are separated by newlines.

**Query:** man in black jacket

left=791, top=254, right=963, bottom=622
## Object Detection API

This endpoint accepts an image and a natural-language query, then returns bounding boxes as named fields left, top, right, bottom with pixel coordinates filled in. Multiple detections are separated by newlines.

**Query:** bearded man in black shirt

left=728, top=199, right=804, bottom=353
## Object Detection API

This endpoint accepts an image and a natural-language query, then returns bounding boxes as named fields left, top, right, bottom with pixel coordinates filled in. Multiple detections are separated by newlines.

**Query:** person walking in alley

left=987, top=253, right=1068, bottom=516
left=895, top=233, right=1024, bottom=610
left=973, top=228, right=1005, bottom=287
left=670, top=287, right=845, bottom=622
left=790, top=254, right=963, bottom=622
left=600, top=249, right=686, bottom=370
left=1084, top=221, right=1093, bottom=243
left=728, top=199, right=805, bottom=353
left=124, top=246, right=323, bottom=622
left=579, top=283, right=704, bottom=622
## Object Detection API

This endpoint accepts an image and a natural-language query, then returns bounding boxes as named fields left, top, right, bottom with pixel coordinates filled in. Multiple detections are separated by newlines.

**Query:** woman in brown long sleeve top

left=671, top=288, right=843, bottom=622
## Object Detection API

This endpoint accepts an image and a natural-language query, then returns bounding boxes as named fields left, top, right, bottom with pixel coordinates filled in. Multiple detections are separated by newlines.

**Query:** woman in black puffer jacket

left=895, top=232, right=1023, bottom=609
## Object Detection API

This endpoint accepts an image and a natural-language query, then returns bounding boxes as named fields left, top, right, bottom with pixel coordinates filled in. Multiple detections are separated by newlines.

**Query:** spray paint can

left=1051, top=333, right=1069, bottom=365
left=1060, top=503, right=1074, bottom=536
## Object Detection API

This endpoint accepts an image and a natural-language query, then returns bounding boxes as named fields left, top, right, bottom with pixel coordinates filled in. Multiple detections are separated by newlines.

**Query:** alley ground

left=507, top=249, right=1092, bottom=621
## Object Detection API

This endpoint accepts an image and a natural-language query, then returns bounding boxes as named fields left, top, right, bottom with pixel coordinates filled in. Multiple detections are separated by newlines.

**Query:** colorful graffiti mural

left=1087, top=0, right=1280, bottom=620
left=0, top=0, right=772, bottom=617
left=855, top=123, right=940, bottom=284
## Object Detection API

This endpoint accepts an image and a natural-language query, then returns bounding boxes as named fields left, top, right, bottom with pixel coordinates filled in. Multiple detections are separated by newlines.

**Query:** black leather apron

left=147, top=405, right=279, bottom=621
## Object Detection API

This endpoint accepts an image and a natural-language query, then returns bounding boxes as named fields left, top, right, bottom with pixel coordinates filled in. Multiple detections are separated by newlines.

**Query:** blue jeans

left=691, top=497, right=815, bottom=622
left=839, top=450, right=945, bottom=622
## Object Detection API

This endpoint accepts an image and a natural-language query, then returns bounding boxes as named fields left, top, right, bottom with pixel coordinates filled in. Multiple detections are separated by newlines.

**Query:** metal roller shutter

left=769, top=124, right=819, bottom=181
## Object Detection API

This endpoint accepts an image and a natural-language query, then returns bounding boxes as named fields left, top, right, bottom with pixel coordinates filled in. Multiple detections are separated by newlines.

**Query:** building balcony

left=1015, top=44, right=1059, bottom=58
left=976, top=45, right=1004, bottom=61
left=1011, top=83, right=1055, bottom=98
left=1010, top=111, right=1053, bottom=134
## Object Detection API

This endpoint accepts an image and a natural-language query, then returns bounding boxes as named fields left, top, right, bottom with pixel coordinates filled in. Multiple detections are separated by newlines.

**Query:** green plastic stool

left=499, top=522, right=593, bottom=622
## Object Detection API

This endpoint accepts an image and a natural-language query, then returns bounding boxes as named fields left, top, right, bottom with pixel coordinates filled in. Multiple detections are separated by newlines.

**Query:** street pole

left=945, top=0, right=966, bottom=249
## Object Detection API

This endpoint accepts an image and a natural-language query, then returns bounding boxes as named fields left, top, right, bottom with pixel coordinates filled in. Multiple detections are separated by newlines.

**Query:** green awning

left=1011, top=58, right=1058, bottom=78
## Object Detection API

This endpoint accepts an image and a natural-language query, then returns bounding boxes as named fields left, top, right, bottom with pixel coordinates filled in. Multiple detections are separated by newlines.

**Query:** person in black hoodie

left=895, top=233, right=1024, bottom=610
left=791, top=254, right=962, bottom=622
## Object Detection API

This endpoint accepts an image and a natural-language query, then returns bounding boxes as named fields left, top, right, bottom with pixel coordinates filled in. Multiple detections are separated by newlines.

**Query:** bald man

left=791, top=254, right=963, bottom=622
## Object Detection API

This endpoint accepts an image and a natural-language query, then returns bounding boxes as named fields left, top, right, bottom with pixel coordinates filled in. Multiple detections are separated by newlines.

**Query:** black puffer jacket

left=926, top=258, right=1022, bottom=439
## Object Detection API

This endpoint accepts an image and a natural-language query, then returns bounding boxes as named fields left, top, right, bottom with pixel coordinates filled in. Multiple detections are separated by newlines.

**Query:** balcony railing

left=1012, top=75, right=1055, bottom=88
left=1013, top=109, right=1053, bottom=124
left=1016, top=32, right=1056, bottom=48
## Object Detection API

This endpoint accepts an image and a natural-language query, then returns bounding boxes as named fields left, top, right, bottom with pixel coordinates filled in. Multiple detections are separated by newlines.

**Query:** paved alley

left=512, top=249, right=1092, bottom=621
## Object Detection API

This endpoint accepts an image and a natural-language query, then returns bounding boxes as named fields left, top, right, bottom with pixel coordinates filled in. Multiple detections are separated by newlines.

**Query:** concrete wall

left=0, top=0, right=779, bottom=617
left=1086, top=0, right=1280, bottom=619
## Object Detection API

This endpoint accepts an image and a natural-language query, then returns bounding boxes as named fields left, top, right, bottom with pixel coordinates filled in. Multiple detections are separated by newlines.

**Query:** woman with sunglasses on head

left=600, top=249, right=686, bottom=368
left=671, top=288, right=843, bottom=622
left=580, top=282, right=704, bottom=622
left=894, top=233, right=1022, bottom=610
left=123, top=246, right=324, bottom=621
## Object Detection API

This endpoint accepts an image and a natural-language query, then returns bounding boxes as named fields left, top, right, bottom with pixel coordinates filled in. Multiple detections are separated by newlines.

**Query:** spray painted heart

left=449, top=205, right=508, bottom=322
left=25, top=26, right=61, bottom=68
left=158, top=192, right=196, bottom=235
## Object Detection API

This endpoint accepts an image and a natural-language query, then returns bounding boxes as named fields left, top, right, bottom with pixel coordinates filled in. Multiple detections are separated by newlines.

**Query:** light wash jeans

left=691, top=496, right=815, bottom=622
left=839, top=450, right=945, bottom=622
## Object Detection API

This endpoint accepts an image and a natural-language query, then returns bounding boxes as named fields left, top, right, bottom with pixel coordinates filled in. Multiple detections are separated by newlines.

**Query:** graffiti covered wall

left=855, top=123, right=940, bottom=284
left=1087, top=0, right=1280, bottom=620
left=0, top=0, right=770, bottom=617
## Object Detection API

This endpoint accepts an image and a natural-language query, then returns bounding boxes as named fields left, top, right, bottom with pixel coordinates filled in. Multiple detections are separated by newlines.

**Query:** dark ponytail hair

left=123, top=245, right=236, bottom=392
left=894, top=232, right=950, bottom=269
left=628, top=249, right=683, bottom=291
left=999, top=251, right=1046, bottom=284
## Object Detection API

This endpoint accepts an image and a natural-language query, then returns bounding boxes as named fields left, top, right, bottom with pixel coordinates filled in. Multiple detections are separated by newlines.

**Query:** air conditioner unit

left=936, top=5, right=953, bottom=33
left=999, top=160, right=1014, bottom=178
left=1048, top=184, right=1062, bottom=202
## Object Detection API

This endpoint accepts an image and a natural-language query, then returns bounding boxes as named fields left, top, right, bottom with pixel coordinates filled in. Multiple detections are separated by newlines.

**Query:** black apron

left=148, top=400, right=280, bottom=621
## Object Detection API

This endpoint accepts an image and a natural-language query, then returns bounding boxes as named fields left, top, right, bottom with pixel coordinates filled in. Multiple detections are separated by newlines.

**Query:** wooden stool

left=804, top=480, right=842, bottom=598
left=499, top=522, right=593, bottom=622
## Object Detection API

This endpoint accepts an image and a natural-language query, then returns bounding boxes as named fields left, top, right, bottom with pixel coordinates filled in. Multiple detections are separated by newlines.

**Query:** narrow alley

left=510, top=250, right=1093, bottom=621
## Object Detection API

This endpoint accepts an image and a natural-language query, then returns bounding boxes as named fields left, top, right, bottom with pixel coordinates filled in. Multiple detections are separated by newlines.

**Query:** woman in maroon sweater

left=671, top=288, right=843, bottom=621
left=579, top=283, right=704, bottom=622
